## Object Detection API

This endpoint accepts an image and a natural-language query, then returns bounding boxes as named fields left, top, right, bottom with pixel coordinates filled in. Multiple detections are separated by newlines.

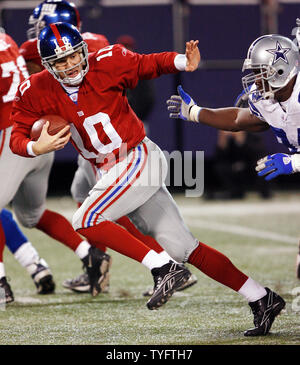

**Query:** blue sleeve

left=1, top=209, right=28, bottom=254
left=248, top=99, right=266, bottom=121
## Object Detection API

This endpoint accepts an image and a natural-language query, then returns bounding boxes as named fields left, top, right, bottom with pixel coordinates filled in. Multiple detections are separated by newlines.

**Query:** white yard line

left=186, top=217, right=298, bottom=244
left=179, top=201, right=300, bottom=217
left=14, top=297, right=42, bottom=304
left=55, top=199, right=300, bottom=245
left=179, top=201, right=300, bottom=244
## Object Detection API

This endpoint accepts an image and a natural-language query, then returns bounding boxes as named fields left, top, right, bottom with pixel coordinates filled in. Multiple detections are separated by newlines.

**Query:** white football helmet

left=242, top=34, right=300, bottom=101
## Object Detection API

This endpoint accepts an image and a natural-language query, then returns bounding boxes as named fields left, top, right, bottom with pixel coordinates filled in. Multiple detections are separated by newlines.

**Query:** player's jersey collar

left=61, top=83, right=80, bottom=104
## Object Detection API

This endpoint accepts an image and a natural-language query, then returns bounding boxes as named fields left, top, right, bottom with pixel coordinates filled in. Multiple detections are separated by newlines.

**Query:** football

left=30, top=114, right=69, bottom=141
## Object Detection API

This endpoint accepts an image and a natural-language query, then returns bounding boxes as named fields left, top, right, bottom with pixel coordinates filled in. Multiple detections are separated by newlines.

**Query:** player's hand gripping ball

left=30, top=115, right=69, bottom=141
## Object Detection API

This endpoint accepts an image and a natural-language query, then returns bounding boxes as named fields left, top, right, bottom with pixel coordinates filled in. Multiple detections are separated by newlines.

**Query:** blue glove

left=255, top=153, right=294, bottom=181
left=166, top=85, right=200, bottom=122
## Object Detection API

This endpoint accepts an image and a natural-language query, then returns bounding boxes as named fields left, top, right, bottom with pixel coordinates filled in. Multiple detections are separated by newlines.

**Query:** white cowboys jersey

left=248, top=72, right=300, bottom=154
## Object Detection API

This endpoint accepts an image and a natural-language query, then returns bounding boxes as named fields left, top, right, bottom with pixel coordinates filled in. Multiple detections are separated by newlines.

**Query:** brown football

left=30, top=114, right=69, bottom=141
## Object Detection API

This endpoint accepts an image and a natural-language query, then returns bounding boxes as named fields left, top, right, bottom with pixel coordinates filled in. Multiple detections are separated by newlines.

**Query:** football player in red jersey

left=15, top=0, right=112, bottom=295
left=10, top=23, right=285, bottom=336
left=0, top=26, right=115, bottom=299
left=19, top=0, right=109, bottom=75
left=20, top=0, right=197, bottom=295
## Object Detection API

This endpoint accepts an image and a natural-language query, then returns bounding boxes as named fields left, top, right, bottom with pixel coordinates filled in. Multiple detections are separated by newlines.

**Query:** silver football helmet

left=242, top=34, right=300, bottom=101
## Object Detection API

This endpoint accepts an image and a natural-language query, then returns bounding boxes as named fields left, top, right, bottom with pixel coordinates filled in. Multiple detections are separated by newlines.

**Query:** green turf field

left=1, top=192, right=300, bottom=345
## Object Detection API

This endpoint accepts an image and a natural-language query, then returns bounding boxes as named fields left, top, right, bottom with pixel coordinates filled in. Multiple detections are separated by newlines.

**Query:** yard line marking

left=59, top=200, right=300, bottom=221
left=54, top=199, right=300, bottom=245
left=179, top=201, right=300, bottom=217
left=186, top=217, right=298, bottom=244
left=15, top=297, right=42, bottom=304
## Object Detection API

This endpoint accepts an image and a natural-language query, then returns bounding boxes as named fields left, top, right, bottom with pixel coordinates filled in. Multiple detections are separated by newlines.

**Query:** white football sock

left=238, top=277, right=267, bottom=302
left=14, top=242, right=39, bottom=268
left=142, top=249, right=170, bottom=270
left=0, top=262, right=5, bottom=279
left=159, top=250, right=178, bottom=263
left=75, top=240, right=91, bottom=259
left=26, top=258, right=50, bottom=275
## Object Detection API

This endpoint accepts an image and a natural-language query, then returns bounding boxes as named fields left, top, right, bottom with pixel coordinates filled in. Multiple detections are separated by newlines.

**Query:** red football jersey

left=10, top=44, right=179, bottom=167
left=82, top=32, right=109, bottom=52
left=19, top=38, right=42, bottom=67
left=0, top=33, right=29, bottom=130
left=19, top=32, right=109, bottom=67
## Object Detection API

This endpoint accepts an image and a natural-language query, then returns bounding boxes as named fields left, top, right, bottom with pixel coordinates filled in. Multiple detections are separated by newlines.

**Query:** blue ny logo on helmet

left=38, top=22, right=89, bottom=85
left=27, top=0, right=81, bottom=40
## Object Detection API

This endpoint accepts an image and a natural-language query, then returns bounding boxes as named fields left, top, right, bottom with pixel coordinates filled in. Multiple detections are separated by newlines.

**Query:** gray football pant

left=0, top=127, right=54, bottom=228
left=71, top=154, right=198, bottom=263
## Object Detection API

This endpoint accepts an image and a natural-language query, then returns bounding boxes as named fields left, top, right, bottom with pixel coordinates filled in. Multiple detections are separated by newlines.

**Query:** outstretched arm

left=185, top=40, right=200, bottom=72
left=167, top=85, right=269, bottom=132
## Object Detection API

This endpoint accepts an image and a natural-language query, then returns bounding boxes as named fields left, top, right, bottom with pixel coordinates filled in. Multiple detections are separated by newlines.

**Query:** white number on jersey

left=1, top=56, right=29, bottom=103
left=96, top=45, right=114, bottom=62
left=271, top=126, right=300, bottom=153
left=70, top=111, right=122, bottom=160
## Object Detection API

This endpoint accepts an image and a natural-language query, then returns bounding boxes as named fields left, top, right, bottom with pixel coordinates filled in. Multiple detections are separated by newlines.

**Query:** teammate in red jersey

left=0, top=31, right=55, bottom=302
left=10, top=22, right=285, bottom=336
left=19, top=0, right=197, bottom=295
left=0, top=27, right=115, bottom=300
left=20, top=0, right=109, bottom=75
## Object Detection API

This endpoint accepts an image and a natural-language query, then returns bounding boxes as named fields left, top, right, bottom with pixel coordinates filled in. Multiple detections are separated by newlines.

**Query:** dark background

left=2, top=1, right=300, bottom=195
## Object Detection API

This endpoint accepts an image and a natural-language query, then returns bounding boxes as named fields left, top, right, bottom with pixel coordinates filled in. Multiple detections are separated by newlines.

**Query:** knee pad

left=72, top=206, right=106, bottom=231
left=13, top=207, right=44, bottom=228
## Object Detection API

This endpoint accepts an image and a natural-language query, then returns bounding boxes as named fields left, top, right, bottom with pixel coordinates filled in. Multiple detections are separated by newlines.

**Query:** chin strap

left=61, top=71, right=84, bottom=86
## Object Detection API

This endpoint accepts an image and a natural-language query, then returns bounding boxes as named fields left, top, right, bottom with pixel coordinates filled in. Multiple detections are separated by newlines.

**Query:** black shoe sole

left=91, top=257, right=112, bottom=297
left=296, top=255, right=300, bottom=279
left=244, top=299, right=286, bottom=336
left=6, top=296, right=14, bottom=304
left=0, top=295, right=14, bottom=304
left=143, top=276, right=197, bottom=297
left=147, top=270, right=191, bottom=310
left=37, top=275, right=56, bottom=295
left=64, top=285, right=90, bottom=293
left=176, top=276, right=197, bottom=292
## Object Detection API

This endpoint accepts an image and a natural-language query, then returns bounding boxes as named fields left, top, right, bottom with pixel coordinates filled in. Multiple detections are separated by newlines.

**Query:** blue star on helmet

left=266, top=41, right=290, bottom=65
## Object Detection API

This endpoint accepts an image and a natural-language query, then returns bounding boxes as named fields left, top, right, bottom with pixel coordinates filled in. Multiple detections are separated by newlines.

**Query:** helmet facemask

left=27, top=18, right=48, bottom=40
left=41, top=40, right=89, bottom=86
left=27, top=15, right=39, bottom=39
left=242, top=61, right=278, bottom=100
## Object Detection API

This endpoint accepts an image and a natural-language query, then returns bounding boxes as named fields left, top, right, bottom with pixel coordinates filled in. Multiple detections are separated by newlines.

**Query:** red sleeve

left=95, top=44, right=179, bottom=90
left=10, top=121, right=34, bottom=158
left=19, top=39, right=42, bottom=67
left=9, top=80, right=42, bottom=157
left=82, top=32, right=110, bottom=53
